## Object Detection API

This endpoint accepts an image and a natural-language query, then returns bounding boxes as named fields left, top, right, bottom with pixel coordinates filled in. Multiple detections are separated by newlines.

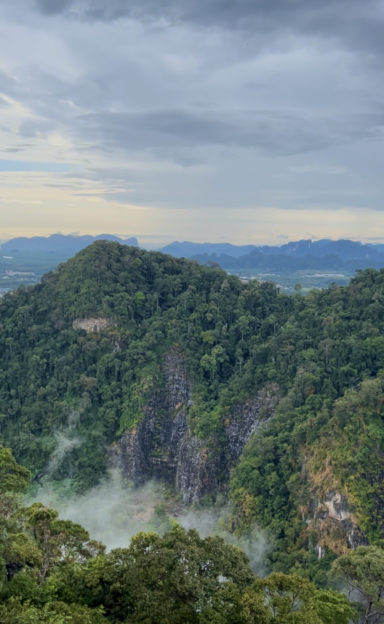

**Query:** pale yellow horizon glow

left=0, top=171, right=383, bottom=248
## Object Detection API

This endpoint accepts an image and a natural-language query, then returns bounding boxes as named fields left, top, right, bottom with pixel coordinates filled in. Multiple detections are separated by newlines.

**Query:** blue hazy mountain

left=158, top=238, right=384, bottom=271
left=3, top=235, right=384, bottom=272
left=160, top=238, right=384, bottom=260
left=266, top=239, right=382, bottom=260
left=2, top=234, right=138, bottom=254
left=159, top=241, right=258, bottom=258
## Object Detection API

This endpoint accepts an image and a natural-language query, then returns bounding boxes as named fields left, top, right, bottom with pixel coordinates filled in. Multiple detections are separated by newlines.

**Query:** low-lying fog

left=31, top=470, right=270, bottom=576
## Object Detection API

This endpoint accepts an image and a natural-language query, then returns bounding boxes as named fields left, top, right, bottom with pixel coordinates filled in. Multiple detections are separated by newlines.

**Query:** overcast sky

left=1, top=0, right=384, bottom=246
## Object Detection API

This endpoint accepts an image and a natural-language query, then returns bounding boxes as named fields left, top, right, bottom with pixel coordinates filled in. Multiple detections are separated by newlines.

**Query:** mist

left=178, top=508, right=271, bottom=577
left=31, top=472, right=169, bottom=550
left=45, top=431, right=82, bottom=475
left=31, top=471, right=271, bottom=575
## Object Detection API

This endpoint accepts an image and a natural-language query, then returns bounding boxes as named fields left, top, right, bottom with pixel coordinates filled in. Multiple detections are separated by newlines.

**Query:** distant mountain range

left=1, top=234, right=138, bottom=254
left=159, top=239, right=384, bottom=272
left=159, top=241, right=258, bottom=258
left=3, top=235, right=384, bottom=272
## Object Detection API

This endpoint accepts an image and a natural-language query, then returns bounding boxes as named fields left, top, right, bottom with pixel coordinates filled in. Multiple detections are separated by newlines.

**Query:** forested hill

left=1, top=241, right=384, bottom=580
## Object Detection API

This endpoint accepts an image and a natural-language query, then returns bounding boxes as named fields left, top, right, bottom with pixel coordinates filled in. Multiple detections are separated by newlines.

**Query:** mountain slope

left=1, top=233, right=138, bottom=254
left=0, top=241, right=273, bottom=491
left=1, top=242, right=384, bottom=580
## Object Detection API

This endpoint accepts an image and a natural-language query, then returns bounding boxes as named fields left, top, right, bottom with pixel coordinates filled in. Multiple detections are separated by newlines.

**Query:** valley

left=226, top=269, right=353, bottom=292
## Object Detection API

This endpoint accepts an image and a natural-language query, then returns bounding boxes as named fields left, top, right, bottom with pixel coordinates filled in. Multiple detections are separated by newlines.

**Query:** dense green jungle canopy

left=0, top=446, right=361, bottom=623
left=1, top=241, right=384, bottom=584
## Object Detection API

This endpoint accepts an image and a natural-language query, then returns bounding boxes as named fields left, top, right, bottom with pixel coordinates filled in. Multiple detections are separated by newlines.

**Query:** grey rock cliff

left=225, top=384, right=280, bottom=464
left=117, top=349, right=217, bottom=503
left=116, top=350, right=280, bottom=504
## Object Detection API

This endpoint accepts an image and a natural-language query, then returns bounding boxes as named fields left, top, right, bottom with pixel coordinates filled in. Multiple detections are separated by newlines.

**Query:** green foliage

left=313, top=377, right=384, bottom=543
left=2, top=243, right=384, bottom=580
left=0, top=447, right=357, bottom=624
left=47, top=528, right=356, bottom=624
left=332, top=545, right=384, bottom=623
left=0, top=599, right=107, bottom=624
left=22, top=502, right=104, bottom=584
left=0, top=446, right=30, bottom=519
left=230, top=374, right=384, bottom=577
left=229, top=270, right=384, bottom=578
left=0, top=447, right=30, bottom=497
left=0, top=446, right=107, bottom=622
left=57, top=526, right=254, bottom=623
left=0, top=241, right=287, bottom=491
left=240, top=572, right=355, bottom=623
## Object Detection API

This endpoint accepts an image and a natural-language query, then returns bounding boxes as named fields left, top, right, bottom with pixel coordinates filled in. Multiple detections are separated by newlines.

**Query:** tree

left=0, top=599, right=107, bottom=623
left=54, top=525, right=255, bottom=623
left=240, top=572, right=355, bottom=623
left=0, top=447, right=34, bottom=593
left=0, top=447, right=357, bottom=624
left=333, top=545, right=384, bottom=624
left=23, top=503, right=104, bottom=584
left=0, top=446, right=30, bottom=519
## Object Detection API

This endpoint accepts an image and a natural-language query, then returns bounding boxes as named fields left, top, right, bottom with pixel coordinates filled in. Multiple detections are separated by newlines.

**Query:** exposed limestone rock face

left=116, top=350, right=280, bottom=504
left=225, top=384, right=280, bottom=464
left=307, top=490, right=368, bottom=557
left=175, top=437, right=216, bottom=505
left=118, top=349, right=217, bottom=504
left=322, top=491, right=349, bottom=522
left=73, top=317, right=112, bottom=333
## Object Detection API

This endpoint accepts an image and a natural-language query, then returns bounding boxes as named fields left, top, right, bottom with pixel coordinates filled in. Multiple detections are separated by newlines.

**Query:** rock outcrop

left=117, top=349, right=217, bottom=503
left=116, top=349, right=280, bottom=504
left=225, top=384, right=280, bottom=464
left=73, top=317, right=112, bottom=333
left=307, top=490, right=368, bottom=557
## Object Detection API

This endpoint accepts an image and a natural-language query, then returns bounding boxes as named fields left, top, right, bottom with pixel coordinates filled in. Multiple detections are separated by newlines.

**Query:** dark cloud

left=30, top=0, right=384, bottom=70
left=72, top=109, right=384, bottom=163
left=31, top=0, right=380, bottom=38
left=32, top=0, right=366, bottom=25
left=34, top=0, right=75, bottom=15
left=1, top=0, right=384, bottom=220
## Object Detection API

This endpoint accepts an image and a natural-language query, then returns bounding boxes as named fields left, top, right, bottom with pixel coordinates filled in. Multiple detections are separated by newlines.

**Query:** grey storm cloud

left=31, top=0, right=384, bottom=52
left=1, top=0, right=384, bottom=216
left=31, top=0, right=375, bottom=27
left=72, top=109, right=384, bottom=161
left=15, top=101, right=384, bottom=168
left=27, top=0, right=384, bottom=93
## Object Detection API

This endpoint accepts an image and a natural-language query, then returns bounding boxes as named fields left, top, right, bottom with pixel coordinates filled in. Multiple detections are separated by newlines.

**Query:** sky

left=1, top=0, right=384, bottom=247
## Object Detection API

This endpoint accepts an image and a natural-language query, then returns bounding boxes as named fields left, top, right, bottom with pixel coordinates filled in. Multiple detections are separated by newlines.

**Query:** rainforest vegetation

left=1, top=241, right=384, bottom=601
left=0, top=445, right=364, bottom=623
